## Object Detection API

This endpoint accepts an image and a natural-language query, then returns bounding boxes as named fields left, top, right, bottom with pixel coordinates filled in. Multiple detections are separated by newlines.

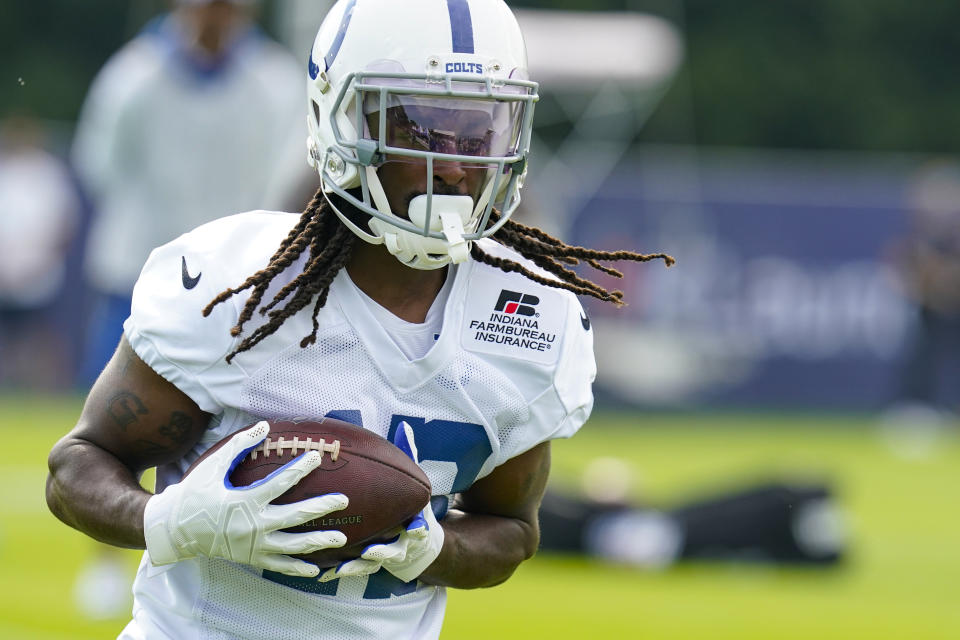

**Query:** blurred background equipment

left=578, top=148, right=917, bottom=409
left=539, top=471, right=846, bottom=569
left=3, top=0, right=960, bottom=638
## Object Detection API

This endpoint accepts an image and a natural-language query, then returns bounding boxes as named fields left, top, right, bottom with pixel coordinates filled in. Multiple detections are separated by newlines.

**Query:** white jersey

left=120, top=211, right=595, bottom=640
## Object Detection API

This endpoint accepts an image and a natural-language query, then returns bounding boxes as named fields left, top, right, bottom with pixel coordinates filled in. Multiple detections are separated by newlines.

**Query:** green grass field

left=1, top=395, right=957, bottom=639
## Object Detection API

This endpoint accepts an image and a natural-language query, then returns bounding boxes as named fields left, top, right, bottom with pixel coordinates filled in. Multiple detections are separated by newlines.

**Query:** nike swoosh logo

left=181, top=256, right=202, bottom=290
left=580, top=313, right=591, bottom=331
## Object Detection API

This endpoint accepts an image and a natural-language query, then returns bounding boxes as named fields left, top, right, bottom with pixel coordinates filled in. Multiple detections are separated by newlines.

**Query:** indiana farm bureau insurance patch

left=461, top=276, right=566, bottom=365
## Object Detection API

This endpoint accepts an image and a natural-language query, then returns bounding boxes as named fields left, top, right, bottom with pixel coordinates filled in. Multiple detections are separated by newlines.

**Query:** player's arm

left=46, top=336, right=211, bottom=548
left=47, top=336, right=349, bottom=577
left=419, top=441, right=551, bottom=589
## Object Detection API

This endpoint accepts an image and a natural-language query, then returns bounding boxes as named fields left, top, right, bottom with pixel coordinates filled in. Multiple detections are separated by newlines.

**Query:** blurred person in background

left=72, top=0, right=311, bottom=387
left=69, top=0, right=310, bottom=618
left=0, top=115, right=80, bottom=389
left=890, top=161, right=960, bottom=414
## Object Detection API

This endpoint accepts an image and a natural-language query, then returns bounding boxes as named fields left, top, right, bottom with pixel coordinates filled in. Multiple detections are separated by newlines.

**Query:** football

left=186, top=417, right=432, bottom=568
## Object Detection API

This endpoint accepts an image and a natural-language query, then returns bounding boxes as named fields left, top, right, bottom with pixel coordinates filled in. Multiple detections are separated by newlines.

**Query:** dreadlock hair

left=204, top=188, right=674, bottom=363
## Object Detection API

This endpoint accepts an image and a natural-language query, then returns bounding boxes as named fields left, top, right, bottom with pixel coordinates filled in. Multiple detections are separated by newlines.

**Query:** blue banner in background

left=570, top=148, right=927, bottom=410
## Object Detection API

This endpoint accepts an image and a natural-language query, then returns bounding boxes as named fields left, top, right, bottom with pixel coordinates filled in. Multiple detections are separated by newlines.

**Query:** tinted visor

left=364, top=93, right=525, bottom=162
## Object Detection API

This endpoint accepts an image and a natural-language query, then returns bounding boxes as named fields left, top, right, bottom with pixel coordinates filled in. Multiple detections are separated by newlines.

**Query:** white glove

left=143, top=421, right=349, bottom=578
left=319, top=421, right=444, bottom=583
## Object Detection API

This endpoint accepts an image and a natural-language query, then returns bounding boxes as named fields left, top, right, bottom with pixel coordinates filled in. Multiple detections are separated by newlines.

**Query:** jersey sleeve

left=481, top=291, right=596, bottom=469
left=463, top=242, right=597, bottom=469
left=550, top=293, right=596, bottom=438
left=523, top=291, right=596, bottom=446
left=123, top=213, right=291, bottom=413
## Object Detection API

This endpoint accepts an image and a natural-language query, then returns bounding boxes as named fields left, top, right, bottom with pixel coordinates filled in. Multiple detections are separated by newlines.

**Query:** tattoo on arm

left=132, top=439, right=171, bottom=460
left=159, top=412, right=194, bottom=445
left=130, top=412, right=197, bottom=464
left=107, top=392, right=149, bottom=430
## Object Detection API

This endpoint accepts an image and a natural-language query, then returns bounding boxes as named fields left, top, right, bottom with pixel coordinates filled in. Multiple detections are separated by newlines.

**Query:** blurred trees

left=2, top=1, right=138, bottom=122
left=659, top=0, right=960, bottom=152
left=3, top=0, right=959, bottom=152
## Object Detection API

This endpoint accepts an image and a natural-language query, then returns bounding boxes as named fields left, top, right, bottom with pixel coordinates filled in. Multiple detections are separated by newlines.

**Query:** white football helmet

left=307, top=0, right=538, bottom=270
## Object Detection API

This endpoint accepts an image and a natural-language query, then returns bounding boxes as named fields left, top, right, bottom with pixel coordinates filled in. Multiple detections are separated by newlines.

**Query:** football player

left=47, top=1, right=672, bottom=638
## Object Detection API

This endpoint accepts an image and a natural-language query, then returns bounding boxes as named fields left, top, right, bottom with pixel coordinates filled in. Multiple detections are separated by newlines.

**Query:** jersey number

left=265, top=410, right=490, bottom=599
